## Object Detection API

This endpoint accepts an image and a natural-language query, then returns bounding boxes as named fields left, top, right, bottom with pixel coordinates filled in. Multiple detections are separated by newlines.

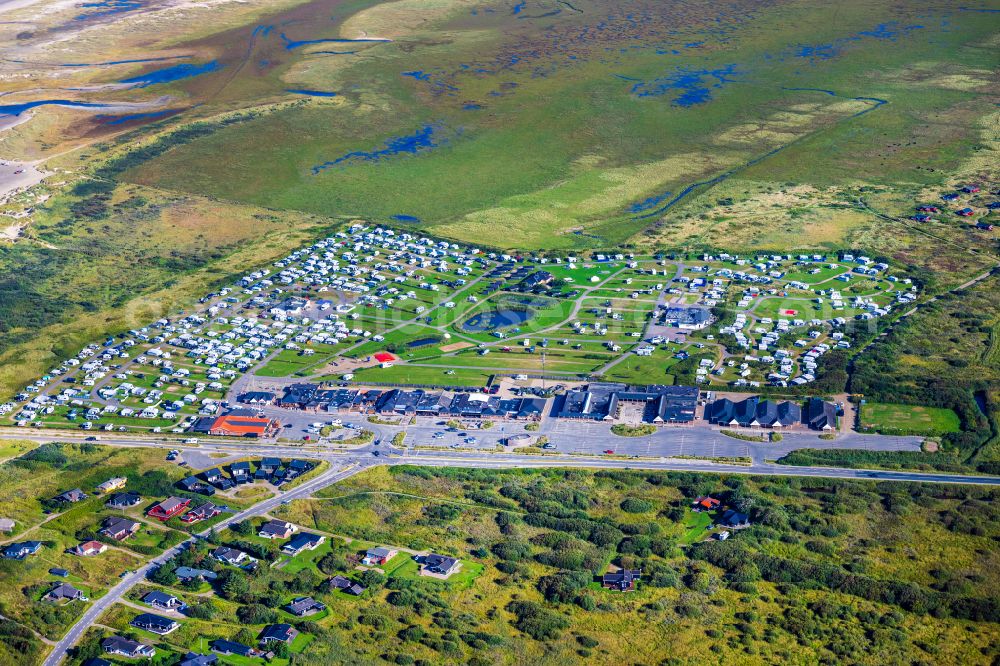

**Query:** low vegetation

left=610, top=424, right=657, bottom=438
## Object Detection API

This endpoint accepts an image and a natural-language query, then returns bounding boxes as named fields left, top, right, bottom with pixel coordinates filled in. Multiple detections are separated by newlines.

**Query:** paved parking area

left=221, top=404, right=923, bottom=463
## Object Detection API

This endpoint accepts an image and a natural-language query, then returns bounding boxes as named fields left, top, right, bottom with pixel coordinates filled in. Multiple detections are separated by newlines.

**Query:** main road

left=4, top=428, right=999, bottom=486
left=28, top=433, right=1000, bottom=665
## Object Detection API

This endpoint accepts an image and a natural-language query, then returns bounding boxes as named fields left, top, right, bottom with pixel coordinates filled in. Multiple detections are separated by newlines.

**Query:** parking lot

left=240, top=403, right=922, bottom=464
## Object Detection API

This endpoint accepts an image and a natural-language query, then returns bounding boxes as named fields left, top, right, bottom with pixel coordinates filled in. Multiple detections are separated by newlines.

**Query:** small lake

left=0, top=99, right=110, bottom=117
left=407, top=337, right=440, bottom=348
left=461, top=308, right=533, bottom=332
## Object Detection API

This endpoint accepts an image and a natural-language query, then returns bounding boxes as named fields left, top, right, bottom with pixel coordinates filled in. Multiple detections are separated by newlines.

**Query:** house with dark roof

left=446, top=392, right=502, bottom=418
left=754, top=399, right=801, bottom=427
left=553, top=383, right=621, bottom=420
left=175, top=566, right=218, bottom=582
left=259, top=623, right=298, bottom=646
left=285, top=596, right=326, bottom=617
left=3, top=540, right=42, bottom=560
left=105, top=491, right=142, bottom=509
left=101, top=516, right=141, bottom=541
left=258, top=519, right=296, bottom=540
left=660, top=306, right=711, bottom=330
left=806, top=397, right=838, bottom=431
left=278, top=384, right=319, bottom=409
left=554, top=383, right=699, bottom=424
left=209, top=639, right=258, bottom=658
left=177, top=476, right=214, bottom=496
left=411, top=391, right=449, bottom=415
left=237, top=392, right=275, bottom=405
left=179, top=652, right=218, bottom=666
left=419, top=553, right=460, bottom=577
left=130, top=612, right=180, bottom=635
left=288, top=459, right=312, bottom=474
left=721, top=509, right=750, bottom=528
left=142, top=590, right=185, bottom=611
left=102, top=636, right=155, bottom=659
left=281, top=532, right=324, bottom=556
left=602, top=569, right=641, bottom=591
left=202, top=468, right=224, bottom=484
left=56, top=488, right=87, bottom=503
left=181, top=503, right=221, bottom=524
left=45, top=582, right=87, bottom=602
left=328, top=575, right=365, bottom=595
left=259, top=458, right=282, bottom=473
left=513, top=397, right=547, bottom=419
left=229, top=461, right=252, bottom=481
left=708, top=396, right=801, bottom=428
left=362, top=546, right=397, bottom=566
left=375, top=389, right=423, bottom=415
left=213, top=546, right=251, bottom=566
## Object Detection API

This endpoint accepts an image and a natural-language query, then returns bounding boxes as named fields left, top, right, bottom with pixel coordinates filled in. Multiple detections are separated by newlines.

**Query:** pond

left=407, top=337, right=441, bottom=348
left=461, top=308, right=533, bottom=332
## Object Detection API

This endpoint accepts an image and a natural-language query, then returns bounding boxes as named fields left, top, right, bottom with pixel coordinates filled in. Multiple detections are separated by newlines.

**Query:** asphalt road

left=20, top=426, right=1000, bottom=664
left=41, top=462, right=368, bottom=666
left=2, top=429, right=995, bottom=486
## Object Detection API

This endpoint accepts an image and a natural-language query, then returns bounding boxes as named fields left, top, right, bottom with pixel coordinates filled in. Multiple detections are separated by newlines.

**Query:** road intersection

left=11, top=425, right=999, bottom=664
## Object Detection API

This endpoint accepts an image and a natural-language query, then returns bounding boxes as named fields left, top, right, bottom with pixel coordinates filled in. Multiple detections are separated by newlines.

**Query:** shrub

left=506, top=601, right=569, bottom=640
left=538, top=570, right=592, bottom=603
left=610, top=424, right=657, bottom=437
left=620, top=497, right=654, bottom=513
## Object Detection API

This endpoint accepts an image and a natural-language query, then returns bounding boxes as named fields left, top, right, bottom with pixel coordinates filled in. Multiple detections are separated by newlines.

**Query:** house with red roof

left=206, top=414, right=279, bottom=438
left=148, top=497, right=191, bottom=521
left=692, top=496, right=721, bottom=512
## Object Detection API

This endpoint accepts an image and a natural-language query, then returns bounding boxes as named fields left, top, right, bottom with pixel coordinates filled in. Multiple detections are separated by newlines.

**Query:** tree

left=620, top=497, right=654, bottom=513
left=148, top=565, right=177, bottom=586
left=318, top=551, right=348, bottom=575
left=359, top=569, right=386, bottom=590
left=507, top=601, right=569, bottom=641
left=538, top=570, right=592, bottom=603
left=492, top=540, right=531, bottom=561
left=220, top=570, right=251, bottom=601
left=230, top=520, right=253, bottom=536
left=186, top=602, right=216, bottom=620
left=232, top=628, right=255, bottom=646
left=237, top=604, right=278, bottom=625
left=727, top=489, right=756, bottom=514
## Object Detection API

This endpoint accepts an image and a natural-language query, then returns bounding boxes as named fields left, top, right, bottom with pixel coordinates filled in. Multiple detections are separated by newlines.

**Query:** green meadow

left=121, top=0, right=1000, bottom=252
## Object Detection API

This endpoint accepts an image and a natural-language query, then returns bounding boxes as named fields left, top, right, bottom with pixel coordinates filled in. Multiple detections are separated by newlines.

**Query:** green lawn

left=388, top=558, right=484, bottom=590
left=345, top=364, right=494, bottom=388
left=680, top=509, right=713, bottom=545
left=0, top=439, right=38, bottom=462
left=860, top=402, right=962, bottom=436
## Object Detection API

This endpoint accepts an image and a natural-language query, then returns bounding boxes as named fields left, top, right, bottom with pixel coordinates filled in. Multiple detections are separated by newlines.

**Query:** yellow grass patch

left=439, top=341, right=474, bottom=353
left=341, top=0, right=484, bottom=40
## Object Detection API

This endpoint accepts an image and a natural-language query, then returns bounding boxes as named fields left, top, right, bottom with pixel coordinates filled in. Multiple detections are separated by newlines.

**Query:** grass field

left=861, top=402, right=962, bottom=436
left=257, top=465, right=1000, bottom=665
left=114, top=0, right=999, bottom=255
